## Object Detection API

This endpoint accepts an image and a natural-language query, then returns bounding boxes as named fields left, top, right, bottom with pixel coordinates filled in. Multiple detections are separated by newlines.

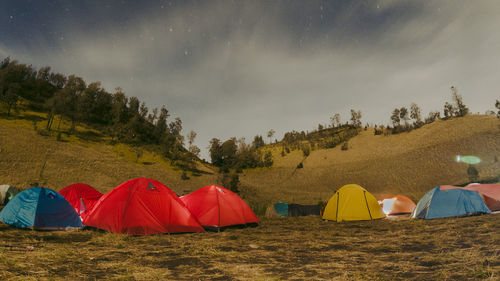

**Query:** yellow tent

left=323, top=184, right=385, bottom=222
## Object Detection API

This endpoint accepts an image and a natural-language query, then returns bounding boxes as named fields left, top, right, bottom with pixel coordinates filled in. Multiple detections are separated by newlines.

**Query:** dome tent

left=323, top=184, right=385, bottom=222
left=59, top=183, right=103, bottom=220
left=180, top=185, right=259, bottom=230
left=378, top=195, right=416, bottom=216
left=0, top=187, right=82, bottom=229
left=411, top=186, right=491, bottom=219
left=0, top=185, right=20, bottom=206
left=460, top=184, right=500, bottom=211
left=83, top=178, right=204, bottom=235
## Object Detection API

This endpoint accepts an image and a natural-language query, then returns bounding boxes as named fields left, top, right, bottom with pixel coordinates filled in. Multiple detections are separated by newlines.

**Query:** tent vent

left=147, top=183, right=158, bottom=191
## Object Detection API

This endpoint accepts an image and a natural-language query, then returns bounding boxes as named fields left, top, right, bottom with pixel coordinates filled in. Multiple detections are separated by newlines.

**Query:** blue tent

left=0, top=187, right=82, bottom=229
left=274, top=202, right=288, bottom=216
left=411, top=186, right=491, bottom=219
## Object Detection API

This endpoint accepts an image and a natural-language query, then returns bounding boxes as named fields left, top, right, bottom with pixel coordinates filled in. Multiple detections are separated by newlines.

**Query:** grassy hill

left=1, top=113, right=499, bottom=208
left=0, top=114, right=218, bottom=196
left=240, top=115, right=500, bottom=205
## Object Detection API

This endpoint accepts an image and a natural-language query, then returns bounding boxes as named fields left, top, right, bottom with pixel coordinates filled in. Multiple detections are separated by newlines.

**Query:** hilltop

left=240, top=115, right=500, bottom=204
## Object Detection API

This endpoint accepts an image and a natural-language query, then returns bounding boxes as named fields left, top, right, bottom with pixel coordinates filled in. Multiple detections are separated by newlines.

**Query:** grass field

left=241, top=115, right=500, bottom=207
left=1, top=214, right=499, bottom=280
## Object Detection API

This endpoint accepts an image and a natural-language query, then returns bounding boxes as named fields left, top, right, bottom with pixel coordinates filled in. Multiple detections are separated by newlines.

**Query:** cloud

left=2, top=1, right=500, bottom=159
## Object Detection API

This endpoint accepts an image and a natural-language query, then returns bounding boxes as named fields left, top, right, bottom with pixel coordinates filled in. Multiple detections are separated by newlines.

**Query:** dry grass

left=0, top=116, right=218, bottom=195
left=1, top=214, right=499, bottom=280
left=241, top=115, right=500, bottom=205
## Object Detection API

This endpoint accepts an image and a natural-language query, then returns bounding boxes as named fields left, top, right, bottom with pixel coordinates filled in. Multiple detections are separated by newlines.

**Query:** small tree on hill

left=267, top=129, right=275, bottom=144
left=410, top=103, right=423, bottom=126
left=400, top=107, right=409, bottom=126
left=350, top=109, right=362, bottom=128
left=451, top=86, right=468, bottom=117
left=391, top=108, right=401, bottom=127
left=443, top=102, right=454, bottom=119
left=330, top=113, right=341, bottom=128
left=495, top=99, right=500, bottom=118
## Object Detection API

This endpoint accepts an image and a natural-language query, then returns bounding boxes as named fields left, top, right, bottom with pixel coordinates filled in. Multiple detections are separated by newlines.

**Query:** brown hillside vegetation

left=241, top=115, right=500, bottom=204
left=0, top=117, right=217, bottom=195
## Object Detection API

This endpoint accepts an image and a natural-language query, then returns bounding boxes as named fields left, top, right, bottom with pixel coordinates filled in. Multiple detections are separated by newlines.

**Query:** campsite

left=2, top=1, right=500, bottom=280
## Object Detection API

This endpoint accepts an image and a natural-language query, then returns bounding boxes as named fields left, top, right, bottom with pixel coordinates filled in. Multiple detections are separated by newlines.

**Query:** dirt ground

left=1, top=214, right=499, bottom=280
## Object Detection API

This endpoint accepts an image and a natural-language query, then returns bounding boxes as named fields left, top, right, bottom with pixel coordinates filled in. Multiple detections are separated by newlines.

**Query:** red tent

left=58, top=183, right=103, bottom=220
left=464, top=184, right=500, bottom=211
left=378, top=195, right=416, bottom=216
left=180, top=185, right=259, bottom=230
left=83, top=178, right=204, bottom=235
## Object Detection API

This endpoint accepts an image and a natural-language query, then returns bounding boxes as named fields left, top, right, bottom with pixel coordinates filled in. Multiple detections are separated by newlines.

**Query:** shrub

left=341, top=142, right=348, bottom=151
left=297, top=162, right=303, bottom=169
left=181, top=171, right=190, bottom=180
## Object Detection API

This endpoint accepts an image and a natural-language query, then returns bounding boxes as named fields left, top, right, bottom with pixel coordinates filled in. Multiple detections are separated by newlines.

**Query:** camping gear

left=411, top=185, right=491, bottom=219
left=0, top=185, right=20, bottom=206
left=274, top=202, right=288, bottom=216
left=323, top=184, right=385, bottom=222
left=287, top=204, right=321, bottom=216
left=378, top=195, right=416, bottom=216
left=83, top=178, right=204, bottom=235
left=181, top=185, right=259, bottom=230
left=59, top=183, right=103, bottom=220
left=459, top=184, right=500, bottom=211
left=0, top=187, right=82, bottom=229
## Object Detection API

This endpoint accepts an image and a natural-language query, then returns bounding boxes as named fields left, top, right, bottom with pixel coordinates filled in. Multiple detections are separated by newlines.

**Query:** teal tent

left=411, top=186, right=490, bottom=219
left=0, top=187, right=82, bottom=229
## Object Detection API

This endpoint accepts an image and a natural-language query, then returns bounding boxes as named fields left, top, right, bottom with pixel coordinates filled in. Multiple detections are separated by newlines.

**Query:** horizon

left=2, top=1, right=500, bottom=160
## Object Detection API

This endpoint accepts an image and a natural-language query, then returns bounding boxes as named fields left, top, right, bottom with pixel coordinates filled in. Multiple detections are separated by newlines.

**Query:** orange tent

left=379, top=195, right=416, bottom=216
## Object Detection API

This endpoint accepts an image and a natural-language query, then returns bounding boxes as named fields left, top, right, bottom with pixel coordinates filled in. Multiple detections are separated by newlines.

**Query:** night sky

left=2, top=1, right=500, bottom=159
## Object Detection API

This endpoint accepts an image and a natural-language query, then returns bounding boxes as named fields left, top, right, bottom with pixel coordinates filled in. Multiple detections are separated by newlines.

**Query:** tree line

left=0, top=57, right=201, bottom=172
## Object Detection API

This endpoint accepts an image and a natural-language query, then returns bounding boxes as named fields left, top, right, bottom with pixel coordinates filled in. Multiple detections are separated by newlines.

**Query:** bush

left=341, top=142, right=348, bottom=151
left=297, top=162, right=303, bottom=169
left=181, top=171, right=190, bottom=180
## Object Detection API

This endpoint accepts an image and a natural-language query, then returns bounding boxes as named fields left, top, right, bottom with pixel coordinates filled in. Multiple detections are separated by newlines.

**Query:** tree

left=399, top=107, right=409, bottom=126
left=209, top=138, right=223, bottom=166
left=410, top=103, right=422, bottom=125
left=443, top=102, right=454, bottom=119
left=187, top=130, right=200, bottom=157
left=252, top=135, right=265, bottom=149
left=267, top=129, right=275, bottom=144
left=426, top=111, right=440, bottom=123
left=1, top=83, right=20, bottom=116
left=451, top=86, right=468, bottom=117
left=263, top=151, right=273, bottom=167
left=495, top=100, right=500, bottom=118
left=330, top=113, right=341, bottom=128
left=391, top=108, right=401, bottom=127
left=350, top=109, right=362, bottom=127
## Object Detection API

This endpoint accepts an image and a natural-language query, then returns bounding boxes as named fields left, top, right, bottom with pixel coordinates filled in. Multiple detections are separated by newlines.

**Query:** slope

left=0, top=117, right=218, bottom=195
left=240, top=115, right=500, bottom=204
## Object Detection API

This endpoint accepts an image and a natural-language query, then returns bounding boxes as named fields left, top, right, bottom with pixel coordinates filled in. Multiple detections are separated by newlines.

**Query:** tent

left=274, top=202, right=288, bottom=216
left=0, top=185, right=20, bottom=206
left=0, top=187, right=82, bottom=229
left=83, top=178, right=204, bottom=235
left=457, top=184, right=500, bottom=211
left=323, top=184, right=385, bottom=222
left=411, top=186, right=491, bottom=219
left=378, top=195, right=416, bottom=216
left=180, top=185, right=259, bottom=230
left=287, top=204, right=321, bottom=216
left=59, top=183, right=103, bottom=220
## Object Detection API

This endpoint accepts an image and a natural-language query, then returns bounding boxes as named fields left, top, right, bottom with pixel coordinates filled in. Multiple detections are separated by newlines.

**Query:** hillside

left=240, top=115, right=500, bottom=204
left=1, top=114, right=499, bottom=209
left=0, top=116, right=218, bottom=195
